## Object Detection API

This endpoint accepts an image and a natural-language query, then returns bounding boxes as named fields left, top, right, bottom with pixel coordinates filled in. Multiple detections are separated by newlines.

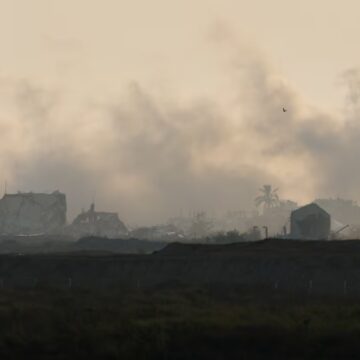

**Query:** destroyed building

left=290, top=203, right=330, bottom=240
left=130, top=224, right=184, bottom=241
left=315, top=198, right=360, bottom=226
left=0, top=191, right=66, bottom=235
left=68, top=203, right=128, bottom=238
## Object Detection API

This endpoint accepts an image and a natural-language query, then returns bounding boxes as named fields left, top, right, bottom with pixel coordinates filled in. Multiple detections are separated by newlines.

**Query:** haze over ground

left=1, top=0, right=360, bottom=225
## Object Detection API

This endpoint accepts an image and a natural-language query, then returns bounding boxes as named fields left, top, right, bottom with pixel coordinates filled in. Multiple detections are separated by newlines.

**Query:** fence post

left=308, top=280, right=313, bottom=295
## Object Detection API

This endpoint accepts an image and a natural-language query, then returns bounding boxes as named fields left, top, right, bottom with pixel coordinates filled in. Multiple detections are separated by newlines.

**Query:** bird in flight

left=282, top=107, right=287, bottom=112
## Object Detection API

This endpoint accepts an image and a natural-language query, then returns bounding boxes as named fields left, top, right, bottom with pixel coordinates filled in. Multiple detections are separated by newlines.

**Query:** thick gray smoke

left=0, top=39, right=359, bottom=225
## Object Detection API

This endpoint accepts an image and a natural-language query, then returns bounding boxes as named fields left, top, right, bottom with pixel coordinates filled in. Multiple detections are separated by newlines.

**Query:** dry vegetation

left=0, top=239, right=360, bottom=358
left=0, top=286, right=360, bottom=359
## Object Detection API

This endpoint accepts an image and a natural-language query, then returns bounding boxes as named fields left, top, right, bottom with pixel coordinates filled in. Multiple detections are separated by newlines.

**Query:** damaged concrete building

left=69, top=203, right=128, bottom=238
left=0, top=191, right=66, bottom=235
left=290, top=203, right=331, bottom=240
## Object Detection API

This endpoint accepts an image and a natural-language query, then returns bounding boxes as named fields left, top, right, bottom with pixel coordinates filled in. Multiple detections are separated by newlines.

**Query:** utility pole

left=263, top=226, right=269, bottom=239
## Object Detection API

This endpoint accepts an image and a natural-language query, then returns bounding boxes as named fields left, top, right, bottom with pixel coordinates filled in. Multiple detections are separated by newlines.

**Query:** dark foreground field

left=1, top=239, right=360, bottom=359
left=0, top=286, right=360, bottom=359
left=1, top=238, right=360, bottom=295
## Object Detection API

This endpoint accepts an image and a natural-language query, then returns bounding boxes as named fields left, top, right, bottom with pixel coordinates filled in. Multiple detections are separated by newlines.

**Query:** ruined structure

left=69, top=204, right=128, bottom=238
left=0, top=191, right=66, bottom=235
left=315, top=198, right=360, bottom=226
left=290, top=203, right=330, bottom=240
left=130, top=224, right=184, bottom=241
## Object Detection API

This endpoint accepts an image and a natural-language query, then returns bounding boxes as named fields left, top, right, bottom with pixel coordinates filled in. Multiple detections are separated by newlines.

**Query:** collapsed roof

left=69, top=203, right=128, bottom=238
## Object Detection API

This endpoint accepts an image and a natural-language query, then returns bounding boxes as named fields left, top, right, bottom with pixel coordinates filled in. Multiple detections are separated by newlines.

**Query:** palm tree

left=255, top=185, right=280, bottom=210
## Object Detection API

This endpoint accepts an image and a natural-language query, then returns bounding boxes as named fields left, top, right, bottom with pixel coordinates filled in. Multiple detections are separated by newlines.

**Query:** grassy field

left=1, top=239, right=360, bottom=358
left=0, top=286, right=360, bottom=359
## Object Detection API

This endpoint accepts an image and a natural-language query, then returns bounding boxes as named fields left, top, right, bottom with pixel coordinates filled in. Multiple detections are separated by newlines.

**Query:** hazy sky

left=1, top=0, right=360, bottom=224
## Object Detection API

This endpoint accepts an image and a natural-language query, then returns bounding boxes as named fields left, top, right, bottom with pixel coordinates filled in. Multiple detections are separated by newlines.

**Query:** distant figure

left=282, top=107, right=287, bottom=112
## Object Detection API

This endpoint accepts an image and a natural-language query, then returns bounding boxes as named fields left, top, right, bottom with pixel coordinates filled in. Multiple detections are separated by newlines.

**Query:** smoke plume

left=0, top=36, right=359, bottom=226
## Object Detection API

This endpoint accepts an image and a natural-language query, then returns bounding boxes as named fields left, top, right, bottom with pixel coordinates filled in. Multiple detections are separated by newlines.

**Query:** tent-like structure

left=290, top=203, right=330, bottom=240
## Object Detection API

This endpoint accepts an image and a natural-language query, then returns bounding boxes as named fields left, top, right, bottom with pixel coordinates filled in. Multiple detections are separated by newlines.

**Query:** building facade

left=0, top=191, right=66, bottom=235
